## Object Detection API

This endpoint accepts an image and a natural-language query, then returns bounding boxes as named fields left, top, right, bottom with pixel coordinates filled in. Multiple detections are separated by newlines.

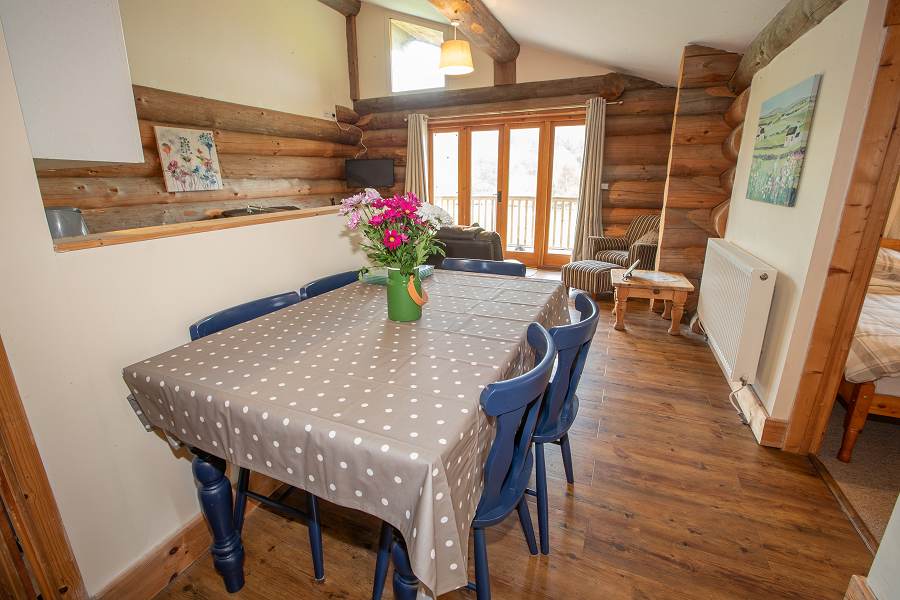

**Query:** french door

left=429, top=116, right=586, bottom=268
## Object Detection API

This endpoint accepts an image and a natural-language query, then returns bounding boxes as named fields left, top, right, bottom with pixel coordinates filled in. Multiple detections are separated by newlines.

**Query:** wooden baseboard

left=810, top=454, right=879, bottom=555
left=844, top=574, right=878, bottom=600
left=95, top=472, right=284, bottom=600
left=731, top=383, right=787, bottom=447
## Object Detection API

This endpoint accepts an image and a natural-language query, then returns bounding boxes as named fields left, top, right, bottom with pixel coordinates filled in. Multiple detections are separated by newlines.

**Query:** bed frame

left=837, top=379, right=900, bottom=462
left=836, top=238, right=900, bottom=462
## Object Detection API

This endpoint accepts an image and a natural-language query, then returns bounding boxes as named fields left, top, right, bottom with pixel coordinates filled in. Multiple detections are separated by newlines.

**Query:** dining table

left=123, top=269, right=570, bottom=599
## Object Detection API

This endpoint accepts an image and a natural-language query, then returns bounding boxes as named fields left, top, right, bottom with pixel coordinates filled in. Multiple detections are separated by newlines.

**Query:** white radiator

left=697, top=239, right=777, bottom=384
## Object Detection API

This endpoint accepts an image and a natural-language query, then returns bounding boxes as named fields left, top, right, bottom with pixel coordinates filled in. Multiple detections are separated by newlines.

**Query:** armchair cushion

left=596, top=249, right=629, bottom=266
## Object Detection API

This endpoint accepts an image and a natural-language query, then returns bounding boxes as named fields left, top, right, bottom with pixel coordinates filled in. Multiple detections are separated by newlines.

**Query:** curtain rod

left=403, top=100, right=623, bottom=122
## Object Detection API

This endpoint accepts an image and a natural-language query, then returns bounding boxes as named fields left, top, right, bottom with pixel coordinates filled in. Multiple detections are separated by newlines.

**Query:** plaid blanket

left=845, top=248, right=900, bottom=383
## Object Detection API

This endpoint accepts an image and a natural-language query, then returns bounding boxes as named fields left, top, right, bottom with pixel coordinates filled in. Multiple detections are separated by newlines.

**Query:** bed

left=837, top=242, right=900, bottom=462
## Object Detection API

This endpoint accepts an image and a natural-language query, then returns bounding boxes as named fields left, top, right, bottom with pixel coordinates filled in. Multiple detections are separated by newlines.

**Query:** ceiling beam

left=729, top=0, right=847, bottom=92
left=317, top=0, right=360, bottom=17
left=427, top=0, right=520, bottom=64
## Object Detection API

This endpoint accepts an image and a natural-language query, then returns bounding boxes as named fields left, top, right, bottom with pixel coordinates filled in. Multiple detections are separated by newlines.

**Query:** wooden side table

left=611, top=269, right=695, bottom=335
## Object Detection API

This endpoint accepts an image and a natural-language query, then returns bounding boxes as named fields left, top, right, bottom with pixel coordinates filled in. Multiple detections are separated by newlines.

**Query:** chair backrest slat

left=478, top=324, right=556, bottom=514
left=440, top=258, right=526, bottom=277
left=189, top=292, right=300, bottom=341
left=299, top=270, right=360, bottom=301
left=536, top=293, right=599, bottom=439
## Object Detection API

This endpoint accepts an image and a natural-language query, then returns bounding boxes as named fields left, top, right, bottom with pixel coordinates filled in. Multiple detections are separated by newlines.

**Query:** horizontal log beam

left=353, top=73, right=638, bottom=114
left=428, top=0, right=519, bottom=63
left=133, top=85, right=362, bottom=145
left=729, top=0, right=847, bottom=92
left=724, top=88, right=751, bottom=127
left=603, top=164, right=669, bottom=181
left=604, top=134, right=672, bottom=165
left=335, top=105, right=359, bottom=124
left=39, top=176, right=349, bottom=210
left=317, top=0, right=360, bottom=16
left=137, top=120, right=360, bottom=158
left=679, top=45, right=741, bottom=89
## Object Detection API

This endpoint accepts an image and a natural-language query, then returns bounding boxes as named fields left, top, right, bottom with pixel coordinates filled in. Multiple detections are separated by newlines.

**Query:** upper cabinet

left=0, top=0, right=143, bottom=163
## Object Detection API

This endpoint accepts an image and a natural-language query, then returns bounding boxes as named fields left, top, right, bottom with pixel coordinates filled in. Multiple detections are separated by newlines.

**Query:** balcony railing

left=431, top=195, right=579, bottom=255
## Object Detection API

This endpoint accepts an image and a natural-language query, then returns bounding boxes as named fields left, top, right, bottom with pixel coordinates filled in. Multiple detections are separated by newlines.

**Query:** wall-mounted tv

left=345, top=158, right=395, bottom=188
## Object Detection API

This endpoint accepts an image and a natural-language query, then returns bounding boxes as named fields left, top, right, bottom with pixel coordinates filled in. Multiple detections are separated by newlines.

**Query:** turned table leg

left=838, top=382, right=875, bottom=462
left=391, top=531, right=420, bottom=600
left=668, top=292, right=686, bottom=336
left=613, top=288, right=629, bottom=331
left=191, top=450, right=245, bottom=592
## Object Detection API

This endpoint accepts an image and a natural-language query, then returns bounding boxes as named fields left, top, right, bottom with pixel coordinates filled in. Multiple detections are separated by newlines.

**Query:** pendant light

left=439, top=20, right=474, bottom=76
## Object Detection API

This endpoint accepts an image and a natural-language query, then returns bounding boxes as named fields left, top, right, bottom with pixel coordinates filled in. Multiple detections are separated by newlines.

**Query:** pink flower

left=369, top=213, right=385, bottom=226
left=347, top=211, right=362, bottom=230
left=383, top=229, right=408, bottom=250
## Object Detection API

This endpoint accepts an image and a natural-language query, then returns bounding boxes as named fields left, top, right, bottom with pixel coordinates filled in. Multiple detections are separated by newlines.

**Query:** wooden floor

left=155, top=295, right=872, bottom=600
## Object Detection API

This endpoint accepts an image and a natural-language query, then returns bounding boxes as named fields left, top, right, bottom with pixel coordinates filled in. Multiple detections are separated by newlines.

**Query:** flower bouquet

left=341, top=189, right=451, bottom=322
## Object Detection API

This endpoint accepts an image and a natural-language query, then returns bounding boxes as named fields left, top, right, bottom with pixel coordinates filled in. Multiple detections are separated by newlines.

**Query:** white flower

left=418, top=202, right=453, bottom=227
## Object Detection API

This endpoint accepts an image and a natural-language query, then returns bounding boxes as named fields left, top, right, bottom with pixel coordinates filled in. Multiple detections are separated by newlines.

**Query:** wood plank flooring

left=155, top=295, right=871, bottom=600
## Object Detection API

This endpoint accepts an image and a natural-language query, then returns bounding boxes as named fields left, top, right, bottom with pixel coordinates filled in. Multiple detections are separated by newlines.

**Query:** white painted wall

left=118, top=0, right=351, bottom=118
left=356, top=1, right=613, bottom=99
left=869, top=497, right=900, bottom=599
left=0, top=19, right=364, bottom=600
left=0, top=0, right=143, bottom=162
left=723, top=0, right=886, bottom=420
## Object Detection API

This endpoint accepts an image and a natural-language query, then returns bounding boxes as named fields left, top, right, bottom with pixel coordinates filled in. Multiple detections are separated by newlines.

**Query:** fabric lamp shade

left=439, top=39, right=474, bottom=75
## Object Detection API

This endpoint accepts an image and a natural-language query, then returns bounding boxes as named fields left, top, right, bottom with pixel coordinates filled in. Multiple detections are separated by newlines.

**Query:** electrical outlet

left=601, top=182, right=610, bottom=190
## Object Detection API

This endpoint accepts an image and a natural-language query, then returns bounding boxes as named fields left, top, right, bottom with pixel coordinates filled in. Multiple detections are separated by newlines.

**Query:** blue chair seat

left=533, top=394, right=579, bottom=445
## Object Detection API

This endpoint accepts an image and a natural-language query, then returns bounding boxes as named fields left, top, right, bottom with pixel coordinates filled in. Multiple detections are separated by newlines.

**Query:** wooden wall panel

left=36, top=88, right=366, bottom=231
left=656, top=45, right=740, bottom=311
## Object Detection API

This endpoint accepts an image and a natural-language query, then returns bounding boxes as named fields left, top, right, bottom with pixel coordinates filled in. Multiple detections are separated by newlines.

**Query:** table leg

left=614, top=288, right=629, bottom=331
left=191, top=450, right=245, bottom=593
left=668, top=292, right=686, bottom=336
left=391, top=530, right=420, bottom=600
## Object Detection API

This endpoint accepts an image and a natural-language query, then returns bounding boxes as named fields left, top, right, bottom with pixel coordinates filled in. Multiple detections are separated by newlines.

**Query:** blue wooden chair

left=372, top=323, right=556, bottom=600
left=527, top=292, right=599, bottom=555
left=188, top=293, right=325, bottom=581
left=298, top=269, right=360, bottom=300
left=188, top=292, right=301, bottom=341
left=440, top=257, right=526, bottom=277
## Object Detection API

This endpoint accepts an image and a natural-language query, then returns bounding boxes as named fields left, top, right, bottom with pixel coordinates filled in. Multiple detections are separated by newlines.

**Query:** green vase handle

left=407, top=275, right=428, bottom=307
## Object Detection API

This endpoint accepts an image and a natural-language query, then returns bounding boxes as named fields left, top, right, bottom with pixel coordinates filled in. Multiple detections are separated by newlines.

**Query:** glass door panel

left=469, top=129, right=500, bottom=232
left=548, top=124, right=586, bottom=257
left=432, top=131, right=460, bottom=224
left=506, top=128, right=540, bottom=254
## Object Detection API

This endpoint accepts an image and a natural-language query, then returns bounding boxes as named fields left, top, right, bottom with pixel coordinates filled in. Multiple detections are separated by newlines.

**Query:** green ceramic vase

left=386, top=268, right=424, bottom=322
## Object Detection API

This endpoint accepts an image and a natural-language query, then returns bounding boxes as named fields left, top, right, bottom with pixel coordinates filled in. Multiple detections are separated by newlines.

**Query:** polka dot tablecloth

left=123, top=270, right=569, bottom=595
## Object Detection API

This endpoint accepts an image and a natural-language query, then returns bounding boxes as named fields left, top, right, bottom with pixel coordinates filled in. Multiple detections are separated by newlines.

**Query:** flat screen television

left=345, top=158, right=395, bottom=188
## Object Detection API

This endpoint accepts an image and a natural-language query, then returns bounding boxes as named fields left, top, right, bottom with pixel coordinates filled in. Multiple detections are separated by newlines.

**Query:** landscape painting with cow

left=746, top=74, right=822, bottom=207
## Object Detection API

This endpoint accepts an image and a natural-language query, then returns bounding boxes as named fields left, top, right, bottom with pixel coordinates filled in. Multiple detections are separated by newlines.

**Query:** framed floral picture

left=154, top=126, right=224, bottom=192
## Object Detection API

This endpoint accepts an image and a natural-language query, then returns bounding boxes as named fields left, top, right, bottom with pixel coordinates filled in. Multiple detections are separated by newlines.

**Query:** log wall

left=655, top=45, right=742, bottom=311
left=356, top=77, right=676, bottom=237
left=35, top=86, right=364, bottom=234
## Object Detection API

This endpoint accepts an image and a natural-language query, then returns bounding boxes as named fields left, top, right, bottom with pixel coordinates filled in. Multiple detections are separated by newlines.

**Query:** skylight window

left=390, top=19, right=445, bottom=93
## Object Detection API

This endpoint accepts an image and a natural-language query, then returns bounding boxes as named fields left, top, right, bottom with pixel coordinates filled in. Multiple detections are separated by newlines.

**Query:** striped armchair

left=588, top=214, right=661, bottom=269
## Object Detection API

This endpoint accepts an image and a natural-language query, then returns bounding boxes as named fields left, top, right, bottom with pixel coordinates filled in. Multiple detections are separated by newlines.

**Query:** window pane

left=470, top=130, right=499, bottom=232
left=432, top=131, right=459, bottom=224
left=390, top=20, right=445, bottom=93
left=549, top=124, right=585, bottom=254
left=506, top=128, right=540, bottom=252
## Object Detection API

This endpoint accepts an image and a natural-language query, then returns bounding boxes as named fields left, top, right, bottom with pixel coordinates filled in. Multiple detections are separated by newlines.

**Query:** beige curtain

left=571, top=98, right=607, bottom=261
left=405, top=113, right=429, bottom=202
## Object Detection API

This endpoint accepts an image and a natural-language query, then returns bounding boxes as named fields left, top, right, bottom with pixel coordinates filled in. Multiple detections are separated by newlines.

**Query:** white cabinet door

left=0, top=0, right=143, bottom=163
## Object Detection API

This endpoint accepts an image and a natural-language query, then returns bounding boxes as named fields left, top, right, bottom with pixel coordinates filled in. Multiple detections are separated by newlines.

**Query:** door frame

left=0, top=334, right=86, bottom=598
left=428, top=110, right=587, bottom=268
left=784, top=1, right=900, bottom=453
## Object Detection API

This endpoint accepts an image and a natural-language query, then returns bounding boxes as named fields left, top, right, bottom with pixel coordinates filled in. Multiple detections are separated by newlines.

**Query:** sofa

left=427, top=225, right=504, bottom=265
